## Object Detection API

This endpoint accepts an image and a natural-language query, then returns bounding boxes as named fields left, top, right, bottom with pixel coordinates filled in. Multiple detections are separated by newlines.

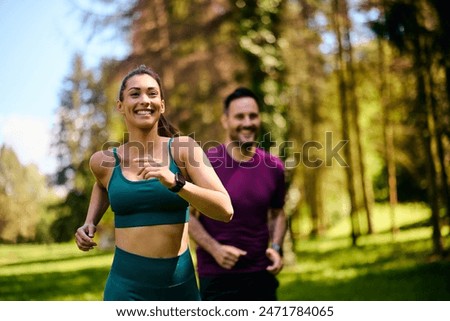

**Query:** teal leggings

left=104, top=246, right=201, bottom=301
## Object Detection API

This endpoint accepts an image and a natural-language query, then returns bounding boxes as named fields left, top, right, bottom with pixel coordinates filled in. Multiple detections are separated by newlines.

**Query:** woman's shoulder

left=89, top=148, right=117, bottom=176
left=169, top=136, right=204, bottom=166
left=170, top=135, right=195, bottom=144
left=170, top=135, right=200, bottom=151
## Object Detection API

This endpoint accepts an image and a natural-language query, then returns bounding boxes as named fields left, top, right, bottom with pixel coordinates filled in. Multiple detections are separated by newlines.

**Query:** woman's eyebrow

left=127, top=86, right=158, bottom=91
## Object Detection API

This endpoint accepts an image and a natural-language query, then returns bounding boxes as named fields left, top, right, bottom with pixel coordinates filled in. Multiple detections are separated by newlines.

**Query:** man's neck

left=224, top=140, right=257, bottom=162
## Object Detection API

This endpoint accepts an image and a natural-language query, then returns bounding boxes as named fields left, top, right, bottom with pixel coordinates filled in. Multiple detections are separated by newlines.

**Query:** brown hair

left=119, top=65, right=179, bottom=137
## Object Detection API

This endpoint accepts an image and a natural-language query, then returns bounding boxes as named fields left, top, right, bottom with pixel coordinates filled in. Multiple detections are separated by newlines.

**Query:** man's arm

left=269, top=208, right=287, bottom=251
left=189, top=209, right=222, bottom=256
left=266, top=208, right=287, bottom=274
left=189, top=208, right=246, bottom=270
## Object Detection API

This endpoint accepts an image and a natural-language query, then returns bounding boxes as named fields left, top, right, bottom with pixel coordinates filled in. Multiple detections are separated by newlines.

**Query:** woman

left=74, top=65, right=233, bottom=300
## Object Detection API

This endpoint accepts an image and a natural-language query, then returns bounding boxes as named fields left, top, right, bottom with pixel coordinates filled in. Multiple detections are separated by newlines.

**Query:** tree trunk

left=413, top=36, right=444, bottom=256
left=332, top=0, right=360, bottom=245
left=341, top=1, right=374, bottom=235
left=377, top=37, right=398, bottom=236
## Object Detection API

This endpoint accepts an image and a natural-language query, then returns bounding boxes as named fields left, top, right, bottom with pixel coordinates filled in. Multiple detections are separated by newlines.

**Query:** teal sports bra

left=107, top=138, right=189, bottom=228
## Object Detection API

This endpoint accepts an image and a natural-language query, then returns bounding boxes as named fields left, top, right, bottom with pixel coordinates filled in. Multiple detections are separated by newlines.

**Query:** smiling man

left=189, top=87, right=287, bottom=301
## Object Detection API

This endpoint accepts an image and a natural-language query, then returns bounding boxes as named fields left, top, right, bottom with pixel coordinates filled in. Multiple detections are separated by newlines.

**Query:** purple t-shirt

left=196, top=144, right=286, bottom=276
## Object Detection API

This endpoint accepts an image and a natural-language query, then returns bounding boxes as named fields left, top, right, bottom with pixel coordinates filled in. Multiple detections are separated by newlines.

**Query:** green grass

left=0, top=243, right=113, bottom=300
left=278, top=202, right=450, bottom=300
left=0, top=203, right=449, bottom=300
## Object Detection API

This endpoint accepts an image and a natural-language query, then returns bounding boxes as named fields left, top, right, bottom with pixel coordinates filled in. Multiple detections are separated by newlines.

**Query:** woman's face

left=117, top=74, right=165, bottom=130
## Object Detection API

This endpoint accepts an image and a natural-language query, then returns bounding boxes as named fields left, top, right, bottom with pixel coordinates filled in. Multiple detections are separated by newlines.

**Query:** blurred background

left=0, top=0, right=449, bottom=300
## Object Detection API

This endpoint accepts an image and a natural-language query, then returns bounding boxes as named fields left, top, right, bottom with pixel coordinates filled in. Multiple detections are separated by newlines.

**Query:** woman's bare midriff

left=114, top=223, right=189, bottom=258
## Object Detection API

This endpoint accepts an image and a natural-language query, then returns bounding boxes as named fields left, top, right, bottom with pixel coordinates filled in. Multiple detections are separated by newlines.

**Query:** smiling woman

left=74, top=65, right=233, bottom=301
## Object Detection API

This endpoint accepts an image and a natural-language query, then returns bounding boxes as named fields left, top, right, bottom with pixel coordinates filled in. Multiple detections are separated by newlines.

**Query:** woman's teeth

left=136, top=110, right=154, bottom=115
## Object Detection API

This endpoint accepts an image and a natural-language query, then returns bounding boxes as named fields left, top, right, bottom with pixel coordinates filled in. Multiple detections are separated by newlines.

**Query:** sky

left=0, top=0, right=128, bottom=175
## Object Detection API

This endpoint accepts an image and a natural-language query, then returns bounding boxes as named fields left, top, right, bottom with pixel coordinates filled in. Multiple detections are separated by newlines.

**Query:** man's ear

left=221, top=113, right=228, bottom=130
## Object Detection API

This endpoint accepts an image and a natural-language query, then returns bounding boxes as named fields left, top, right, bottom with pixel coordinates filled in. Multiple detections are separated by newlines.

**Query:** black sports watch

left=169, top=172, right=186, bottom=193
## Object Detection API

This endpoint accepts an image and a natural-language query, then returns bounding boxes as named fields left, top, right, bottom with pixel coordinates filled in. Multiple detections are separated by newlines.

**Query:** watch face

left=177, top=172, right=186, bottom=185
left=169, top=172, right=186, bottom=192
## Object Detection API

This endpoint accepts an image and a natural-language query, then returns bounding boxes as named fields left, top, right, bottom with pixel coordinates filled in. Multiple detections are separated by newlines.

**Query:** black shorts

left=199, top=270, right=279, bottom=301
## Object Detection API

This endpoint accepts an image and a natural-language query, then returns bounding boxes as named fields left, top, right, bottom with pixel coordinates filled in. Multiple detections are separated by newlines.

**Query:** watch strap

left=169, top=172, right=186, bottom=193
left=271, top=243, right=283, bottom=256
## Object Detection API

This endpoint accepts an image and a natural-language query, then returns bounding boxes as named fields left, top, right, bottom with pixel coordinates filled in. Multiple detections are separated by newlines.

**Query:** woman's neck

left=125, top=128, right=164, bottom=157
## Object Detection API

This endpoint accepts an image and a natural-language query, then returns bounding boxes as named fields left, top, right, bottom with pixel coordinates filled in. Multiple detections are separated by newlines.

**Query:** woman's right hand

left=75, top=223, right=97, bottom=251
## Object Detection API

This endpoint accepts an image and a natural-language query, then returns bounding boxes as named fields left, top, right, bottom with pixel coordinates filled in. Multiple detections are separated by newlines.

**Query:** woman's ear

left=116, top=100, right=124, bottom=114
left=161, top=100, right=166, bottom=114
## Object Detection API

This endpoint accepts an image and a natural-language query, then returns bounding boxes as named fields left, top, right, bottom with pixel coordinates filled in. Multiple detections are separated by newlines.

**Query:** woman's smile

left=135, top=108, right=156, bottom=116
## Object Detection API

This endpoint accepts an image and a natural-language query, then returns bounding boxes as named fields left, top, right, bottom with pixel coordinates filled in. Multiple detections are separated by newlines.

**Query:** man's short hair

left=223, top=87, right=261, bottom=114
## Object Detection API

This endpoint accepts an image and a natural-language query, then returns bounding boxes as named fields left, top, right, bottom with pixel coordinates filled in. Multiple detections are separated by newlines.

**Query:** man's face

left=222, top=96, right=261, bottom=145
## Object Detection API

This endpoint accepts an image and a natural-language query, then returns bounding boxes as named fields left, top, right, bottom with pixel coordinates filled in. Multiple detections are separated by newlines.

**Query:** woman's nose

left=140, top=94, right=151, bottom=104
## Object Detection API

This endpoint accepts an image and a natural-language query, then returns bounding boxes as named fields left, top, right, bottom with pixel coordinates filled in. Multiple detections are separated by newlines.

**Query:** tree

left=50, top=55, right=118, bottom=242
left=371, top=0, right=448, bottom=256
left=0, top=146, right=49, bottom=243
left=331, top=0, right=362, bottom=245
left=91, top=0, right=248, bottom=142
left=280, top=0, right=329, bottom=240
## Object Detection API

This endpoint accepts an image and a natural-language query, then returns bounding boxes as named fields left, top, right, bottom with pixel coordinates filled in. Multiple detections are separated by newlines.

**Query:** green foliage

left=373, top=164, right=428, bottom=202
left=234, top=0, right=288, bottom=150
left=50, top=56, right=120, bottom=241
left=53, top=55, right=110, bottom=188
left=0, top=146, right=55, bottom=243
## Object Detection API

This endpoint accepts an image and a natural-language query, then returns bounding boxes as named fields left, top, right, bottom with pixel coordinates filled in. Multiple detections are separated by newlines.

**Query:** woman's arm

left=74, top=151, right=111, bottom=251
left=174, top=136, right=233, bottom=222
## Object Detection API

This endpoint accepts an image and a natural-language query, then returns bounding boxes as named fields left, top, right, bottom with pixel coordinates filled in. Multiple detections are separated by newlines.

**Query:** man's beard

left=240, top=140, right=257, bottom=149
left=232, top=128, right=259, bottom=153
left=232, top=126, right=258, bottom=143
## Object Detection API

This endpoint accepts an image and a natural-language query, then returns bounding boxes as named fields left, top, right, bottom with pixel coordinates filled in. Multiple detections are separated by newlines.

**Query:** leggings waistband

left=110, top=246, right=196, bottom=288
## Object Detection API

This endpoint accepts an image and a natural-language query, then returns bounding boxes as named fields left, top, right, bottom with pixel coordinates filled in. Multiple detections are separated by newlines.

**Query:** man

left=189, top=87, right=287, bottom=301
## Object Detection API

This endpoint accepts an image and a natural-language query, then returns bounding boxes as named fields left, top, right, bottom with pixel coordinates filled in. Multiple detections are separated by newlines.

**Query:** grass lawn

left=278, top=203, right=450, bottom=300
left=0, top=203, right=449, bottom=300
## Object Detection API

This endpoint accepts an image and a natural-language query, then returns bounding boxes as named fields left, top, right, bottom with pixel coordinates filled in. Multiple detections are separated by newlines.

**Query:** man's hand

left=212, top=245, right=247, bottom=270
left=266, top=248, right=283, bottom=275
